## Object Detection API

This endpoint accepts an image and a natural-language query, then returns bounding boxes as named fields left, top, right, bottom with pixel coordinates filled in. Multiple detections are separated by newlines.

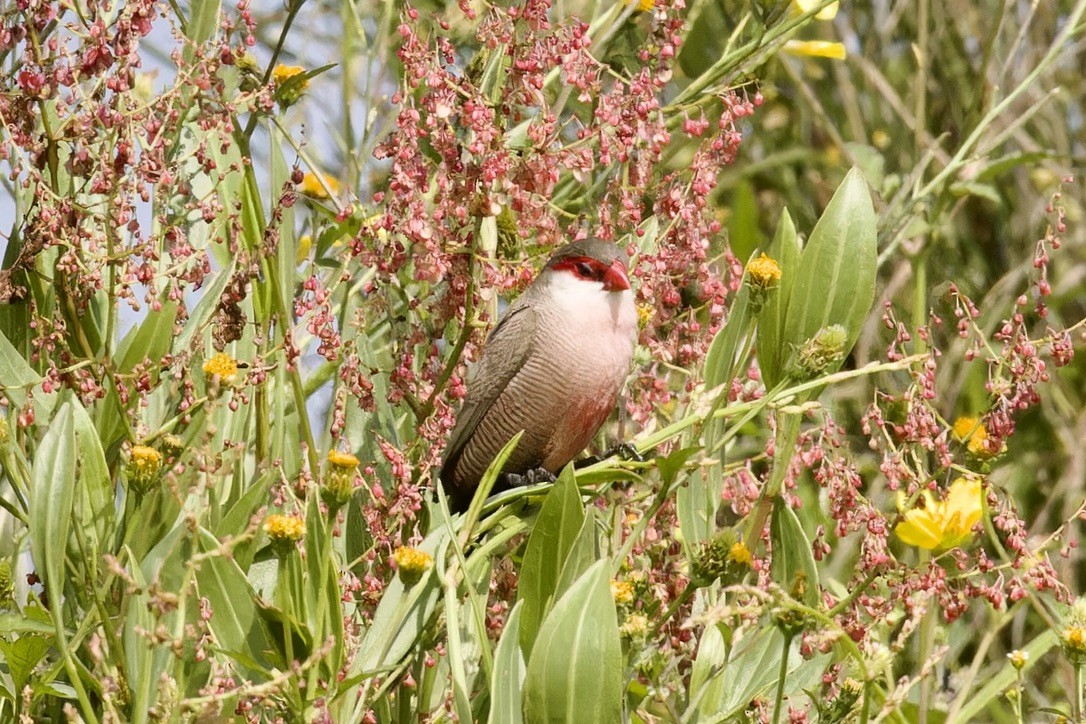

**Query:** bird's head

left=543, top=239, right=631, bottom=293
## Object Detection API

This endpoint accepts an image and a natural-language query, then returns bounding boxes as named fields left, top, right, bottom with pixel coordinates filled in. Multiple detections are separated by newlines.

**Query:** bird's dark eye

left=576, top=261, right=595, bottom=278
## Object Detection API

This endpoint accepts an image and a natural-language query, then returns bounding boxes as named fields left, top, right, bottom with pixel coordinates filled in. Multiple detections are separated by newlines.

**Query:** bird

left=439, top=239, right=638, bottom=512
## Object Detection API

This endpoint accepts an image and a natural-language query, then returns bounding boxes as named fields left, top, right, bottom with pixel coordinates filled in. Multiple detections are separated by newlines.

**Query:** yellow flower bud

left=393, top=546, right=434, bottom=586
left=745, top=253, right=782, bottom=289
left=127, top=445, right=163, bottom=496
left=264, top=514, right=305, bottom=555
left=272, top=64, right=308, bottom=107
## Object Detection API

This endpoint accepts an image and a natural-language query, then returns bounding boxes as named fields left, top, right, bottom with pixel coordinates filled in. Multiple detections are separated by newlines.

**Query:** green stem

left=1014, top=670, right=1024, bottom=724
left=772, top=632, right=794, bottom=724
left=650, top=581, right=697, bottom=641
left=1076, top=664, right=1083, bottom=722
left=917, top=552, right=934, bottom=724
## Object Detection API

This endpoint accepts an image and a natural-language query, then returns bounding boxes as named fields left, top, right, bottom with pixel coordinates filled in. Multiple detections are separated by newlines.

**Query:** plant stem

left=1076, top=663, right=1083, bottom=722
left=772, top=632, right=794, bottom=724
left=918, top=552, right=934, bottom=724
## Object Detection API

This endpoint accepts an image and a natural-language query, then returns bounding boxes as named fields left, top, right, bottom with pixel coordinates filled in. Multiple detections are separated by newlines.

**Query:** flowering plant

left=0, top=0, right=1083, bottom=721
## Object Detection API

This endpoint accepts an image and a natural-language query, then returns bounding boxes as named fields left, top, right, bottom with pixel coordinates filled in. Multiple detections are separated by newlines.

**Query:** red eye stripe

left=550, top=256, right=608, bottom=281
left=550, top=255, right=631, bottom=291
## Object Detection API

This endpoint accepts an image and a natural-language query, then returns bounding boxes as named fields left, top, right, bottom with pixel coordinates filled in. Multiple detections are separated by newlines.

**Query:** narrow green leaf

left=489, top=601, right=526, bottom=724
left=714, top=630, right=829, bottom=719
left=769, top=497, right=821, bottom=609
left=123, top=549, right=159, bottom=722
left=727, top=179, right=765, bottom=262
left=355, top=528, right=449, bottom=673
left=552, top=509, right=599, bottom=597
left=445, top=577, right=479, bottom=723
left=0, top=613, right=55, bottom=636
left=70, top=398, right=114, bottom=557
left=687, top=622, right=728, bottom=719
left=781, top=167, right=877, bottom=378
left=30, top=401, right=76, bottom=601
left=522, top=560, right=622, bottom=724
left=955, top=629, right=1056, bottom=721
left=703, top=266, right=753, bottom=392
left=478, top=43, right=510, bottom=105
left=195, top=528, right=277, bottom=673
left=518, top=466, right=586, bottom=656
left=115, top=300, right=179, bottom=374
left=186, top=0, right=220, bottom=44
left=0, top=328, right=40, bottom=388
left=756, top=210, right=800, bottom=390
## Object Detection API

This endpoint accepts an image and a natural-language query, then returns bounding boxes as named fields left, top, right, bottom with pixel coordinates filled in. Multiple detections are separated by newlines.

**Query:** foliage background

left=0, top=0, right=1084, bottom=721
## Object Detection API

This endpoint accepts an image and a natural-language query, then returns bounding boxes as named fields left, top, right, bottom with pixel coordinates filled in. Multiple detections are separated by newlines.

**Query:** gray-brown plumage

left=440, top=240, right=638, bottom=512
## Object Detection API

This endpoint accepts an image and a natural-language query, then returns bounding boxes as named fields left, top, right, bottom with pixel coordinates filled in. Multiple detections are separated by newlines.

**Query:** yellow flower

left=745, top=253, right=782, bottom=289
left=323, top=450, right=361, bottom=510
left=127, top=445, right=163, bottom=495
left=728, top=541, right=753, bottom=567
left=300, top=172, right=342, bottom=199
left=393, top=546, right=434, bottom=585
left=611, top=579, right=635, bottom=605
left=202, top=352, right=238, bottom=383
left=791, top=0, right=838, bottom=20
left=272, top=65, right=309, bottom=108
left=952, top=416, right=997, bottom=458
left=782, top=40, right=847, bottom=60
left=264, top=514, right=305, bottom=542
left=329, top=450, right=360, bottom=470
left=624, top=0, right=655, bottom=12
left=894, top=477, right=984, bottom=553
left=272, top=64, right=306, bottom=86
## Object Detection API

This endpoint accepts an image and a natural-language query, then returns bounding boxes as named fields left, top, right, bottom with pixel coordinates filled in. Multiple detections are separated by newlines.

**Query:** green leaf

left=195, top=528, right=277, bottom=673
left=186, top=0, right=220, bottom=44
left=0, top=634, right=50, bottom=693
left=70, top=398, right=115, bottom=558
left=489, top=601, right=526, bottom=724
left=29, top=401, right=76, bottom=601
left=551, top=509, right=600, bottom=598
left=712, top=629, right=828, bottom=719
left=703, top=260, right=754, bottom=392
left=0, top=613, right=55, bottom=636
left=123, top=549, right=161, bottom=720
left=115, top=300, right=179, bottom=374
left=955, top=629, right=1057, bottom=721
left=355, top=528, right=448, bottom=673
left=757, top=210, right=800, bottom=390
left=780, top=167, right=877, bottom=381
left=518, top=466, right=586, bottom=656
left=727, top=179, right=765, bottom=262
left=769, top=497, right=821, bottom=608
left=678, top=0, right=730, bottom=79
left=0, top=327, right=40, bottom=388
left=687, top=623, right=728, bottom=718
left=522, top=560, right=622, bottom=724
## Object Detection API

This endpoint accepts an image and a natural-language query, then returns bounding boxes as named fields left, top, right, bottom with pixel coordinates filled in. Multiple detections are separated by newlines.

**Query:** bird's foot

left=501, top=467, right=557, bottom=489
left=575, top=442, right=644, bottom=468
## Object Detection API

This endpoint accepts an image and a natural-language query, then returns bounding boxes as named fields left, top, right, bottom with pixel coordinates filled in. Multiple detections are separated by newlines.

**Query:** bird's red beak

left=602, top=259, right=631, bottom=292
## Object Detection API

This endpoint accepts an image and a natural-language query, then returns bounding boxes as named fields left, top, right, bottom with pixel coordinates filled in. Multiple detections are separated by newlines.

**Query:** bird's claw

left=501, top=467, right=557, bottom=489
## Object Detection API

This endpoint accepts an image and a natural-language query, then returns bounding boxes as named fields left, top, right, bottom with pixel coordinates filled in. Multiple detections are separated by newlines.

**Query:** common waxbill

left=440, top=239, right=638, bottom=512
